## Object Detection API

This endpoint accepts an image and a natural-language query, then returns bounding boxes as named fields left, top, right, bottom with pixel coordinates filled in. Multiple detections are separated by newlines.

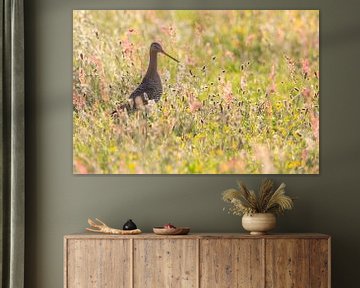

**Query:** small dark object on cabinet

left=123, top=219, right=137, bottom=230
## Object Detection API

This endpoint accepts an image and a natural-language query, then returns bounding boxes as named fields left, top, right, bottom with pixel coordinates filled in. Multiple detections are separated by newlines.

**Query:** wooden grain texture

left=200, top=239, right=264, bottom=288
left=66, top=239, right=131, bottom=288
left=133, top=239, right=197, bottom=288
left=65, top=233, right=330, bottom=240
left=310, top=239, right=330, bottom=288
left=64, top=234, right=330, bottom=288
left=64, top=239, right=68, bottom=288
left=265, top=239, right=310, bottom=288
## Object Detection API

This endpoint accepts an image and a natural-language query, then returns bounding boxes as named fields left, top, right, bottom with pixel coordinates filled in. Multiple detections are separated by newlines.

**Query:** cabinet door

left=266, top=239, right=310, bottom=288
left=309, top=239, right=330, bottom=288
left=134, top=239, right=198, bottom=288
left=66, top=239, right=131, bottom=288
left=200, top=239, right=264, bottom=288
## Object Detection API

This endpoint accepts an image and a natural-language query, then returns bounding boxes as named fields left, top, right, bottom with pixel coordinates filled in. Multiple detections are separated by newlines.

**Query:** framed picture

left=73, top=10, right=319, bottom=174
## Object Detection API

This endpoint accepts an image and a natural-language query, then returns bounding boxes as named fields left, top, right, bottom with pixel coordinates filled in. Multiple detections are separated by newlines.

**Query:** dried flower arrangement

left=222, top=179, right=294, bottom=216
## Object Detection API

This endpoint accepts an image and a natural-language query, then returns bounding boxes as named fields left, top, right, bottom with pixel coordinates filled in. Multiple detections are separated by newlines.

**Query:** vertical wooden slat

left=200, top=239, right=263, bottom=288
left=309, top=239, right=329, bottom=288
left=265, top=239, right=310, bottom=288
left=67, top=239, right=131, bottom=288
left=197, top=238, right=200, bottom=288
left=134, top=239, right=197, bottom=288
left=328, top=238, right=331, bottom=288
left=64, top=238, right=67, bottom=288
left=130, top=238, right=134, bottom=288
left=262, top=239, right=266, bottom=288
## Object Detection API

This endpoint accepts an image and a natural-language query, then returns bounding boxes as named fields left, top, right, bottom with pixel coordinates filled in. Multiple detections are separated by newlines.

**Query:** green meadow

left=73, top=10, right=319, bottom=174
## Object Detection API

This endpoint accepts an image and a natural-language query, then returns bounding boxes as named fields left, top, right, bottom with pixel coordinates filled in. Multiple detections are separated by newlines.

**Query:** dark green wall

left=25, top=0, right=360, bottom=287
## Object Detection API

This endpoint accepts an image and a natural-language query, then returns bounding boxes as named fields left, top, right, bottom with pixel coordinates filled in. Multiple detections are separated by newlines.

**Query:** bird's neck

left=145, top=51, right=158, bottom=77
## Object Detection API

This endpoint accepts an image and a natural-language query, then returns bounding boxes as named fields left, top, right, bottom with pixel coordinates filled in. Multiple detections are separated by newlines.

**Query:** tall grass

left=73, top=10, right=319, bottom=174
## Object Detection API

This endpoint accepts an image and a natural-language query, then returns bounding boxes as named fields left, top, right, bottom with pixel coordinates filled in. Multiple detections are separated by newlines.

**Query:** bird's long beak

left=161, top=50, right=179, bottom=63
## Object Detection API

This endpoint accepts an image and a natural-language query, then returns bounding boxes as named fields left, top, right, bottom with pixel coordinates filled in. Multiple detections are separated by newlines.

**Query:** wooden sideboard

left=64, top=233, right=330, bottom=288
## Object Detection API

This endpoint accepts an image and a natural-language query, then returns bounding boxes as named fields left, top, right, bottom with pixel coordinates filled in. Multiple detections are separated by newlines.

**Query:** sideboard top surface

left=64, top=232, right=330, bottom=240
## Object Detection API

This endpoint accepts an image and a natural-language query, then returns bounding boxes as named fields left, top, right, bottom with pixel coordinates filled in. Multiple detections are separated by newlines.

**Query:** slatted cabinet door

left=265, top=238, right=330, bottom=288
left=65, top=239, right=131, bottom=288
left=133, top=239, right=198, bottom=288
left=266, top=239, right=310, bottom=287
left=200, top=239, right=264, bottom=288
left=309, top=239, right=330, bottom=288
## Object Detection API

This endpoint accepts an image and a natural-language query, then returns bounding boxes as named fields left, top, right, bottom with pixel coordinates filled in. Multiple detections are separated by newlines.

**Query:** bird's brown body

left=113, top=42, right=178, bottom=114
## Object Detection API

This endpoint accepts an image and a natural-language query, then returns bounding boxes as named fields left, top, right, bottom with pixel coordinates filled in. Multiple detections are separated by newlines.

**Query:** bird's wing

left=129, top=80, right=148, bottom=99
left=129, top=76, right=162, bottom=102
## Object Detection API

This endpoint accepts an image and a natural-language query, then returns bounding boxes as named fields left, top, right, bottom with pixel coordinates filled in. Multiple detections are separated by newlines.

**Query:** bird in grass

left=112, top=42, right=179, bottom=115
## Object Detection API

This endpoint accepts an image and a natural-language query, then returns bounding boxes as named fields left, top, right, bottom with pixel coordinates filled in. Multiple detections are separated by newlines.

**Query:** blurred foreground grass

left=73, top=10, right=319, bottom=174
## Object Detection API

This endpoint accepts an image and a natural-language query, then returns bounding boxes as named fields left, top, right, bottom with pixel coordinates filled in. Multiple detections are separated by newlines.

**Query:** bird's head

left=150, top=42, right=179, bottom=63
